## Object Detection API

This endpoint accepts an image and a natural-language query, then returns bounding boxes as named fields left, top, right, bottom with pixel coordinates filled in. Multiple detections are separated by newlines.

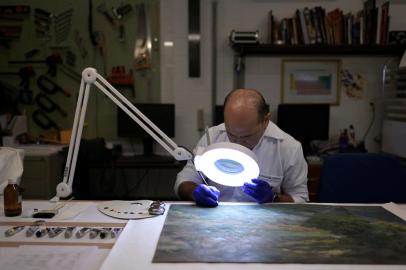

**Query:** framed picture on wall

left=281, top=59, right=341, bottom=105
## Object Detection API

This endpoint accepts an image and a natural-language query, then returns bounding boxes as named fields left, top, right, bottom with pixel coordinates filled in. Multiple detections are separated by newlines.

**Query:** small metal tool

left=148, top=201, right=165, bottom=215
left=89, top=228, right=101, bottom=239
left=75, top=227, right=91, bottom=239
left=4, top=226, right=25, bottom=237
left=99, top=228, right=111, bottom=239
left=48, top=227, right=64, bottom=238
left=26, top=220, right=45, bottom=237
left=64, top=227, right=76, bottom=238
left=26, top=226, right=39, bottom=237
left=110, top=228, right=122, bottom=239
left=35, top=228, right=48, bottom=238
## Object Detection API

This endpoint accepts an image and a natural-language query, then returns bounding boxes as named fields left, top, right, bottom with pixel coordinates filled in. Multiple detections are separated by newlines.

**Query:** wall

left=0, top=0, right=160, bottom=144
left=160, top=0, right=406, bottom=153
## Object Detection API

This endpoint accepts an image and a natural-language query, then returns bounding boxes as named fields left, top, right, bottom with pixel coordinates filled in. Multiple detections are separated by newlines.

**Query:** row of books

left=268, top=0, right=390, bottom=46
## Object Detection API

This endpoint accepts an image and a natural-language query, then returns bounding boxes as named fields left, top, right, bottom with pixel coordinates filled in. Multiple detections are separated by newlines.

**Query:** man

left=175, top=88, right=308, bottom=206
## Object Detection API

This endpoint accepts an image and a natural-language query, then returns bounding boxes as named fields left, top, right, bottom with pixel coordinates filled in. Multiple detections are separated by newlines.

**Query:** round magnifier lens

left=214, top=159, right=244, bottom=174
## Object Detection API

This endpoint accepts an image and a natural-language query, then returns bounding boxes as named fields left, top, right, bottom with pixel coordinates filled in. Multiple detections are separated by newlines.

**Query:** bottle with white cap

left=4, top=178, right=22, bottom=217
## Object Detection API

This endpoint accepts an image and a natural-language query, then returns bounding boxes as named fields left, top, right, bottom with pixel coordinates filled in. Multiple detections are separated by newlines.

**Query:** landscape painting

left=153, top=204, right=406, bottom=264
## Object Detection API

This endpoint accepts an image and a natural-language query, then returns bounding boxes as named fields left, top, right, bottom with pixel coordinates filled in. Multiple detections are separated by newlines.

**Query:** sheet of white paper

left=0, top=245, right=102, bottom=270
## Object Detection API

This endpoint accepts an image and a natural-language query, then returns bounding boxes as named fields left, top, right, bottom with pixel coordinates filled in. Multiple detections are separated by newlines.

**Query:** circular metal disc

left=97, top=200, right=156, bottom=219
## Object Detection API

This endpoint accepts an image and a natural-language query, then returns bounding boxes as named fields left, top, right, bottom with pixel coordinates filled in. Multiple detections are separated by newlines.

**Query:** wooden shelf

left=231, top=44, right=406, bottom=56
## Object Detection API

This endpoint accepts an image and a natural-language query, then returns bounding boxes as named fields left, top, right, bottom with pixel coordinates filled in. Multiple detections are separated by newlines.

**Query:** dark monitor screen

left=213, top=105, right=224, bottom=125
left=277, top=104, right=330, bottom=155
left=117, top=103, right=175, bottom=138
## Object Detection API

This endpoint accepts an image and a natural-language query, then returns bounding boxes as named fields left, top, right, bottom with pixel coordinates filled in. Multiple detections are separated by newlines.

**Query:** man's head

left=223, top=88, right=270, bottom=149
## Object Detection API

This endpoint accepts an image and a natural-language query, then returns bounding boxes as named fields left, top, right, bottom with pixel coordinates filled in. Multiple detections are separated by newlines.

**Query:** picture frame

left=281, top=59, right=341, bottom=105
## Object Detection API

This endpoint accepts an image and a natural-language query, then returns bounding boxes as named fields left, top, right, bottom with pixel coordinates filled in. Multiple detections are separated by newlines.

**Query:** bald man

left=175, top=88, right=308, bottom=206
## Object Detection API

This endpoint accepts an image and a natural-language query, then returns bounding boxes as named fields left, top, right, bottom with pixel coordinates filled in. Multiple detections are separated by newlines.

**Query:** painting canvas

left=282, top=60, right=340, bottom=105
left=153, top=204, right=406, bottom=264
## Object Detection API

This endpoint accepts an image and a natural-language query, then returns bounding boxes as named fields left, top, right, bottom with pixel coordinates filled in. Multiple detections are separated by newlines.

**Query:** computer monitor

left=213, top=105, right=224, bottom=125
left=117, top=103, right=175, bottom=155
left=277, top=104, right=330, bottom=156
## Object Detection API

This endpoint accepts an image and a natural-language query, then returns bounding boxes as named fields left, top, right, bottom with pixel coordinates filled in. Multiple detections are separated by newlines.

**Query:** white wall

left=161, top=0, right=406, bottom=153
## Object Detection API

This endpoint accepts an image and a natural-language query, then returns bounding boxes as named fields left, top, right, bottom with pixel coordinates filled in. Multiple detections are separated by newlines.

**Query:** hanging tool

left=34, top=8, right=52, bottom=41
left=134, top=3, right=151, bottom=70
left=32, top=109, right=59, bottom=130
left=54, top=8, right=74, bottom=44
left=88, top=0, right=107, bottom=75
left=107, top=66, right=134, bottom=86
left=96, top=2, right=116, bottom=27
left=0, top=5, right=30, bottom=22
left=74, top=30, right=88, bottom=58
left=9, top=53, right=62, bottom=77
left=35, top=93, right=67, bottom=117
left=37, top=75, right=71, bottom=97
left=0, top=66, right=35, bottom=104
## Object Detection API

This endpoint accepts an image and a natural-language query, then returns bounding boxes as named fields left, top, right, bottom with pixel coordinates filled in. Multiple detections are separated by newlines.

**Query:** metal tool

left=35, top=93, right=67, bottom=117
left=110, top=228, right=122, bottom=239
left=54, top=9, right=73, bottom=44
left=4, top=226, right=25, bottom=237
left=48, top=227, right=65, bottom=238
left=75, top=227, right=91, bottom=239
left=97, top=2, right=116, bottom=26
left=99, top=228, right=111, bottom=239
left=32, top=109, right=59, bottom=130
left=0, top=66, right=35, bottom=104
left=35, top=227, right=48, bottom=238
left=134, top=3, right=151, bottom=70
left=148, top=201, right=165, bottom=215
left=64, top=226, right=76, bottom=238
left=37, top=75, right=71, bottom=97
left=89, top=228, right=101, bottom=239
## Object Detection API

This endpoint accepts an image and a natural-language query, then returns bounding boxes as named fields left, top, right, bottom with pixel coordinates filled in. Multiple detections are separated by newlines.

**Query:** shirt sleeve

left=281, top=143, right=309, bottom=203
left=174, top=134, right=208, bottom=198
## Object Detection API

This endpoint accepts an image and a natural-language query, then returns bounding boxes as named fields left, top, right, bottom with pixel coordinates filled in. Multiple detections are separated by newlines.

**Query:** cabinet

left=20, top=152, right=65, bottom=199
left=82, top=156, right=185, bottom=200
left=307, top=156, right=323, bottom=202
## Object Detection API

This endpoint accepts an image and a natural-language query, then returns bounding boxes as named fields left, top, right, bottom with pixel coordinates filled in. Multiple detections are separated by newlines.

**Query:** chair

left=318, top=153, right=406, bottom=203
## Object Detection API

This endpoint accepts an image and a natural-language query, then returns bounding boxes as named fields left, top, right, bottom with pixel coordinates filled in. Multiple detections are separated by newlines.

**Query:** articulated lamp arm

left=52, top=68, right=193, bottom=201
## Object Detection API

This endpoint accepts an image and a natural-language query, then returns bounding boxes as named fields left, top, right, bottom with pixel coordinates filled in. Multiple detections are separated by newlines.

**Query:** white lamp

left=52, top=68, right=259, bottom=218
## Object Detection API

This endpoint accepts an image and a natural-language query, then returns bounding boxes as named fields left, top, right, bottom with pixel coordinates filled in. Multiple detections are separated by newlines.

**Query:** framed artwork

left=281, top=59, right=341, bottom=105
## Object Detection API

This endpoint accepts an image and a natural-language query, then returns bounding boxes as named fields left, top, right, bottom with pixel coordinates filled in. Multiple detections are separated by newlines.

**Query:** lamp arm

left=52, top=68, right=192, bottom=201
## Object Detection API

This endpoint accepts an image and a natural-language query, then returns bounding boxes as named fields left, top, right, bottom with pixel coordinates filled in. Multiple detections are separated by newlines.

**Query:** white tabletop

left=1, top=201, right=406, bottom=270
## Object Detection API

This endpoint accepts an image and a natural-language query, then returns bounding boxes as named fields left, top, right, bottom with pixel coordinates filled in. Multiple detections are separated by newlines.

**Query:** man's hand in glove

left=192, top=184, right=220, bottom=207
left=242, top=179, right=275, bottom=203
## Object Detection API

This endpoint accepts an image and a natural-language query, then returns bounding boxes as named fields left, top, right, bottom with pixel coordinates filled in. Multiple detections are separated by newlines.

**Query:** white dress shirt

left=175, top=121, right=309, bottom=203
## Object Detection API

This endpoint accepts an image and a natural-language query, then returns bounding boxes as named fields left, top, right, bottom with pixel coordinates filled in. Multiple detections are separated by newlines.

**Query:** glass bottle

left=4, top=178, right=22, bottom=217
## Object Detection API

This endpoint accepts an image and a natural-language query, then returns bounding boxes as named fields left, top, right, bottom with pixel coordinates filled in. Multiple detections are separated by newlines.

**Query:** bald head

left=223, top=89, right=268, bottom=123
left=223, top=89, right=270, bottom=149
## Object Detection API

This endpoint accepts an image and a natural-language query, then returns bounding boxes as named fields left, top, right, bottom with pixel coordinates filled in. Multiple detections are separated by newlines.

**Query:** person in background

left=175, top=88, right=308, bottom=207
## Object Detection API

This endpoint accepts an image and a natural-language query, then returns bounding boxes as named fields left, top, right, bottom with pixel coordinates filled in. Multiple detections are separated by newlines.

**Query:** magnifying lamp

left=51, top=68, right=259, bottom=218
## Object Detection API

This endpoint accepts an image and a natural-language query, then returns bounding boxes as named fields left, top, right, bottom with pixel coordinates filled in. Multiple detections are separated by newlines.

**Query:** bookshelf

left=231, top=44, right=406, bottom=56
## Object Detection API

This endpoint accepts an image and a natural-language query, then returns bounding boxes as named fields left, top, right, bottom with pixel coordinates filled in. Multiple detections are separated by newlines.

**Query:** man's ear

left=264, top=112, right=271, bottom=122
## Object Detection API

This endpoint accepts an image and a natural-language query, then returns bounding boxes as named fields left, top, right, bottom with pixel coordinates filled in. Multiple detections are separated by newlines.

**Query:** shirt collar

left=263, top=121, right=285, bottom=140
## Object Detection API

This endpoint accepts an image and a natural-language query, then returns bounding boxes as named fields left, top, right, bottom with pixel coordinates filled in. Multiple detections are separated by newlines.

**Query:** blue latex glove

left=192, top=184, right=220, bottom=207
left=242, top=179, right=274, bottom=203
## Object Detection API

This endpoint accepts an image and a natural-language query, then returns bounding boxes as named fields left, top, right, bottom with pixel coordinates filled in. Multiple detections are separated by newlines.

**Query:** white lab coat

left=175, top=121, right=309, bottom=203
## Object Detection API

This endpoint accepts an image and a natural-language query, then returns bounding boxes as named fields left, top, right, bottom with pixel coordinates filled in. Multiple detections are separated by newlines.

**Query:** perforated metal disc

left=97, top=200, right=156, bottom=219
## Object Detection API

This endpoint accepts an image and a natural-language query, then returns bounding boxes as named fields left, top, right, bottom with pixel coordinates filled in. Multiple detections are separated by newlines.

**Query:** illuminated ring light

left=194, top=142, right=259, bottom=187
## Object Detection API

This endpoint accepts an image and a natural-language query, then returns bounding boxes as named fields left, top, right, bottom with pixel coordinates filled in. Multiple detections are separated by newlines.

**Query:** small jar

left=3, top=178, right=22, bottom=217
